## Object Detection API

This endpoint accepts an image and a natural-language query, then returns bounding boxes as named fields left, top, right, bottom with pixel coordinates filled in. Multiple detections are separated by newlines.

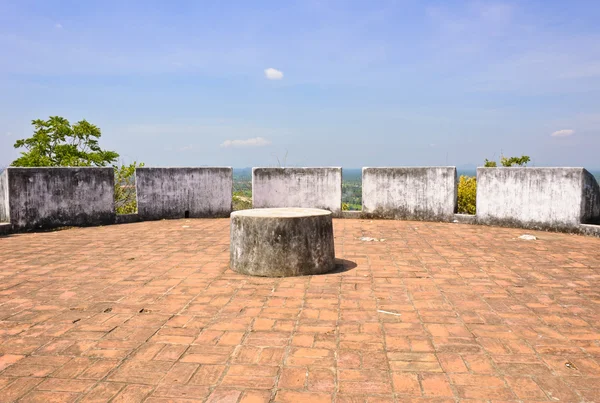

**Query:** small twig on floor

left=377, top=310, right=402, bottom=316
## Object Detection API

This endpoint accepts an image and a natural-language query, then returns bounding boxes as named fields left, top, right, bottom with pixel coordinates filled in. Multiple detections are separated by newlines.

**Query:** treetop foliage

left=483, top=159, right=497, bottom=167
left=11, top=116, right=119, bottom=167
left=500, top=155, right=531, bottom=167
left=484, top=154, right=530, bottom=167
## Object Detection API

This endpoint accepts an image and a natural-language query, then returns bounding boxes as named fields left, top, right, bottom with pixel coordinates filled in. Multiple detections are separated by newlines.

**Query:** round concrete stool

left=230, top=208, right=335, bottom=277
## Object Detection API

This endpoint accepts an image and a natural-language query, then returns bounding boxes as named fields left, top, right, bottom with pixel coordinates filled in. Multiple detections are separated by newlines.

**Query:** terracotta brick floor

left=1, top=218, right=600, bottom=403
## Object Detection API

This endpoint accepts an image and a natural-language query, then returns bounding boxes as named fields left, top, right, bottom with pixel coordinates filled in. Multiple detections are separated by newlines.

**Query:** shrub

left=484, top=154, right=530, bottom=167
left=457, top=175, right=477, bottom=215
left=114, top=162, right=144, bottom=214
left=232, top=191, right=252, bottom=211
left=500, top=155, right=530, bottom=167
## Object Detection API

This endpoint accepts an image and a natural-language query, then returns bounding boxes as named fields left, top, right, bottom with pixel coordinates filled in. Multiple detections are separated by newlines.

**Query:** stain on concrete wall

left=136, top=167, right=232, bottom=220
left=5, top=167, right=115, bottom=229
left=0, top=170, right=9, bottom=223
left=252, top=168, right=342, bottom=216
left=582, top=170, right=600, bottom=224
left=476, top=167, right=600, bottom=230
left=362, top=167, right=457, bottom=221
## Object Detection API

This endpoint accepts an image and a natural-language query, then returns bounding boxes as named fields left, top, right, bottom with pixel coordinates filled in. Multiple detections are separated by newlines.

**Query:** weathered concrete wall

left=0, top=223, right=11, bottom=235
left=580, top=223, right=600, bottom=237
left=582, top=169, right=600, bottom=224
left=136, top=167, right=232, bottom=220
left=0, top=170, right=9, bottom=223
left=476, top=167, right=600, bottom=230
left=252, top=168, right=342, bottom=215
left=362, top=167, right=457, bottom=221
left=5, top=167, right=115, bottom=230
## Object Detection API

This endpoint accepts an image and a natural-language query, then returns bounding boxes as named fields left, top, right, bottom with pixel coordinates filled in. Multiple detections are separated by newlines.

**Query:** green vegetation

left=341, top=179, right=362, bottom=211
left=12, top=116, right=143, bottom=215
left=484, top=154, right=530, bottom=167
left=500, top=155, right=530, bottom=167
left=233, top=191, right=252, bottom=211
left=11, top=116, right=119, bottom=167
left=114, top=162, right=144, bottom=214
left=457, top=175, right=477, bottom=214
left=232, top=171, right=252, bottom=211
left=461, top=154, right=531, bottom=214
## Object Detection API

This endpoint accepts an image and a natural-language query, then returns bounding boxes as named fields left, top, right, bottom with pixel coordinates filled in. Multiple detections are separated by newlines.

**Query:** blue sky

left=1, top=0, right=600, bottom=168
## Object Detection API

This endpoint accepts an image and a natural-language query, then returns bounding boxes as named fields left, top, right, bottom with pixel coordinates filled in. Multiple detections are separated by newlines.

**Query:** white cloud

left=264, top=68, right=284, bottom=80
left=551, top=129, right=575, bottom=137
left=55, top=23, right=63, bottom=29
left=220, top=137, right=271, bottom=148
left=5, top=132, right=12, bottom=137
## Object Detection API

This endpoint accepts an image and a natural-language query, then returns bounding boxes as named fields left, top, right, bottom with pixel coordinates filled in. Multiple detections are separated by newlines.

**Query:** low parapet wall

left=136, top=167, right=232, bottom=220
left=1, top=165, right=599, bottom=237
left=362, top=167, right=457, bottom=221
left=476, top=167, right=600, bottom=231
left=0, top=167, right=115, bottom=230
left=252, top=167, right=342, bottom=215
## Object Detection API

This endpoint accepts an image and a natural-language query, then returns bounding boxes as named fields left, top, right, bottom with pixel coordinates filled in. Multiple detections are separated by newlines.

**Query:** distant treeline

left=235, top=168, right=600, bottom=182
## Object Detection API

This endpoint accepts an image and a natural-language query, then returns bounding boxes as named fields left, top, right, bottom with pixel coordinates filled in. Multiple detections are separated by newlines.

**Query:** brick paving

left=1, top=218, right=599, bottom=403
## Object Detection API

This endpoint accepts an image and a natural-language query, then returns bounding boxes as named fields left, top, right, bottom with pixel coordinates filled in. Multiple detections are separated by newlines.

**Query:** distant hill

left=233, top=168, right=252, bottom=180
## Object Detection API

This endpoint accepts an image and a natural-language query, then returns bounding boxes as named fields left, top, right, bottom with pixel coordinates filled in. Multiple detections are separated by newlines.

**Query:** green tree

left=114, top=162, right=145, bottom=214
left=500, top=155, right=530, bottom=167
left=483, top=154, right=530, bottom=168
left=11, top=116, right=144, bottom=215
left=11, top=116, right=119, bottom=167
left=483, top=159, right=497, bottom=167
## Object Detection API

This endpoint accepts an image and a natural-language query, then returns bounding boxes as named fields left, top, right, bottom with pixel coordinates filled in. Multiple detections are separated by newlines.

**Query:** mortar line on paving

left=332, top=249, right=343, bottom=402
left=268, top=274, right=307, bottom=402
left=420, top=221, right=489, bottom=398
left=434, top=223, right=526, bottom=400
left=77, top=220, right=230, bottom=401
left=374, top=255, right=401, bottom=402
left=1, top=218, right=599, bottom=402
left=398, top=242, right=428, bottom=399
left=203, top=278, right=250, bottom=400
left=434, top=222, right=559, bottom=401
left=156, top=254, right=234, bottom=398
left=482, top=257, right=594, bottom=402
left=1, top=224, right=192, bottom=395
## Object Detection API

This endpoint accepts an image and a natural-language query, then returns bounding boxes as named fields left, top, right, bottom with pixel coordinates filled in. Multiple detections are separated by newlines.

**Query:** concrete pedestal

left=230, top=208, right=335, bottom=277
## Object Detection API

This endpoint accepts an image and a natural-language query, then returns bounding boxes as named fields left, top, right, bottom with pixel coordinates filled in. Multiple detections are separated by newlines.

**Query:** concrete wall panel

left=136, top=167, right=232, bottom=220
left=476, top=167, right=600, bottom=230
left=582, top=169, right=600, bottom=224
left=362, top=167, right=457, bottom=221
left=252, top=168, right=342, bottom=215
left=6, top=167, right=115, bottom=229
